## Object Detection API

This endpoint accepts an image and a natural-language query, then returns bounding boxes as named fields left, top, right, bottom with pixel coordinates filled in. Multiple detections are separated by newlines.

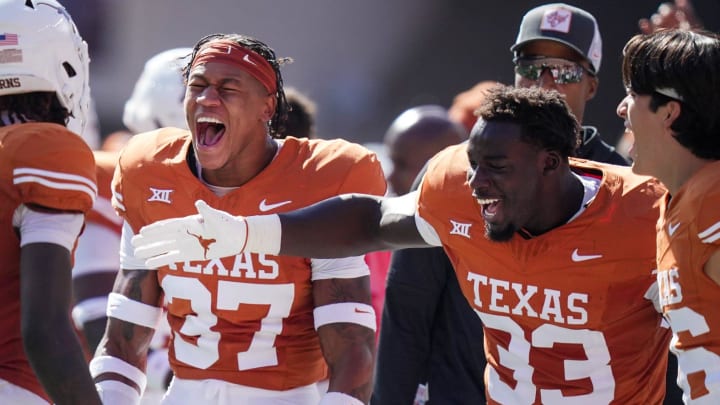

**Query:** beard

left=485, top=222, right=516, bottom=242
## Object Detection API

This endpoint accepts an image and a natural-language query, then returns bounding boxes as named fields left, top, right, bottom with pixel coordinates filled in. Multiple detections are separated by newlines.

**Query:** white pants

left=161, top=377, right=321, bottom=405
left=0, top=378, right=48, bottom=404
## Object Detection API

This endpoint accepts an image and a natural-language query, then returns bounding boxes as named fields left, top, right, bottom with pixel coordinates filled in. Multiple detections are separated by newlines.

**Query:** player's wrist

left=243, top=214, right=281, bottom=254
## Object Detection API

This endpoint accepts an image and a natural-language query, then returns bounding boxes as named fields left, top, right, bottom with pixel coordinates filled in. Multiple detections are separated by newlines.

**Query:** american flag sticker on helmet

left=0, top=33, right=19, bottom=46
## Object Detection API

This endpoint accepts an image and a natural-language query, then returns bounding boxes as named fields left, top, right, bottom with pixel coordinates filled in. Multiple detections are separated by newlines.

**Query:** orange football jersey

left=0, top=123, right=96, bottom=402
left=112, top=129, right=386, bottom=390
left=417, top=145, right=671, bottom=405
left=657, top=160, right=720, bottom=403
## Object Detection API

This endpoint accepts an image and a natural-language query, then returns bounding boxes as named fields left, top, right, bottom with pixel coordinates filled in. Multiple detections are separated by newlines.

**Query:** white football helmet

left=122, top=47, right=192, bottom=133
left=0, top=0, right=90, bottom=135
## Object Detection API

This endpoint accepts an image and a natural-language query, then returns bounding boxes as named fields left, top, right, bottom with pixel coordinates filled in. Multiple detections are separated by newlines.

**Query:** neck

left=659, top=146, right=713, bottom=195
left=524, top=168, right=584, bottom=236
left=198, top=136, right=278, bottom=188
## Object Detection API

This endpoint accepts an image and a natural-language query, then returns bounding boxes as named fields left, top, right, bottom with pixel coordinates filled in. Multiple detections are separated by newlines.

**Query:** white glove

left=132, top=200, right=248, bottom=268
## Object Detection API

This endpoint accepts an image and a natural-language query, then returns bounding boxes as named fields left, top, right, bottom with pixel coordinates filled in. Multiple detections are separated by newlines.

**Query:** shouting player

left=92, top=33, right=384, bottom=404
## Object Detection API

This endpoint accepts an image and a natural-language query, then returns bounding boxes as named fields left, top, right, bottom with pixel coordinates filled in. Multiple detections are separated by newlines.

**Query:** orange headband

left=191, top=40, right=277, bottom=93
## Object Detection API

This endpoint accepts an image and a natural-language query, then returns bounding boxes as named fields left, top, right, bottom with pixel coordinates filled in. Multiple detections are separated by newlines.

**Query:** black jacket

left=577, top=126, right=629, bottom=166
left=372, top=247, right=487, bottom=404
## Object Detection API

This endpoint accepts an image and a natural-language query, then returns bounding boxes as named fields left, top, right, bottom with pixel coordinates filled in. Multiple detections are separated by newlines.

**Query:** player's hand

left=638, top=0, right=702, bottom=34
left=132, top=200, right=247, bottom=268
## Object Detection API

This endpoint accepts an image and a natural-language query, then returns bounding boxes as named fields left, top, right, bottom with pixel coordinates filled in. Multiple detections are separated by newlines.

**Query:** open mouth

left=196, top=117, right=226, bottom=147
left=476, top=197, right=501, bottom=219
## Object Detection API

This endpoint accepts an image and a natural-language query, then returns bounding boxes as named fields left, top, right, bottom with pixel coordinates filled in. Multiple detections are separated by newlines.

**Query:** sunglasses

left=513, top=57, right=595, bottom=85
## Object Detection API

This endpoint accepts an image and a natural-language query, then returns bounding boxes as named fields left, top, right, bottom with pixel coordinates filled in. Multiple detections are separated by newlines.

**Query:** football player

left=93, top=33, right=383, bottom=404
left=0, top=0, right=100, bottom=403
left=618, top=28, right=720, bottom=404
left=135, top=85, right=673, bottom=404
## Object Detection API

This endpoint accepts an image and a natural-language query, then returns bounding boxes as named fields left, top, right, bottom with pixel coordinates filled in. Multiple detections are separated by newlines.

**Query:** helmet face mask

left=122, top=47, right=192, bottom=133
left=0, top=0, right=90, bottom=134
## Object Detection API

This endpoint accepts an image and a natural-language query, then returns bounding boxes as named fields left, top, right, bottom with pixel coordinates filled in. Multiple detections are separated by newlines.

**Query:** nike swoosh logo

left=242, top=53, right=256, bottom=66
left=571, top=249, right=603, bottom=262
left=259, top=199, right=292, bottom=212
left=668, top=222, right=681, bottom=237
left=354, top=308, right=371, bottom=314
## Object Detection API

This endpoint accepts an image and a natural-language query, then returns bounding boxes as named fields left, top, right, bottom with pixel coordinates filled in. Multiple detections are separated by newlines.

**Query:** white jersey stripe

left=14, top=175, right=96, bottom=201
left=698, top=220, right=720, bottom=239
left=14, top=167, right=97, bottom=194
left=701, top=231, right=720, bottom=244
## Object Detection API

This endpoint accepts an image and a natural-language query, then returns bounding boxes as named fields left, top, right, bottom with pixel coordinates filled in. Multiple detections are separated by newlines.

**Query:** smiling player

left=92, top=33, right=386, bottom=405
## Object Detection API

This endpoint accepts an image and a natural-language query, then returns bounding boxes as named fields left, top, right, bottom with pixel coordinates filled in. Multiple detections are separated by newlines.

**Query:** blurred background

left=66, top=0, right=720, bottom=147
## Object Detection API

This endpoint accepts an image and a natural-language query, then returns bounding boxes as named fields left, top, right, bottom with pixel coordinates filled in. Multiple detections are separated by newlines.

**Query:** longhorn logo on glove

left=187, top=230, right=216, bottom=260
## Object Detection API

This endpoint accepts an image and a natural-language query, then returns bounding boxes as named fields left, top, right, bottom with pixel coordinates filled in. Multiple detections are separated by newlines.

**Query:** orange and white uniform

left=415, top=144, right=671, bottom=404
left=0, top=123, right=96, bottom=402
left=112, top=129, right=385, bottom=392
left=656, top=161, right=720, bottom=404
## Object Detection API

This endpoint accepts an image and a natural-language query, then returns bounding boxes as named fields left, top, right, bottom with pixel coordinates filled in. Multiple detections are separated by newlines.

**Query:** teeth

left=197, top=116, right=224, bottom=124
left=476, top=198, right=499, bottom=204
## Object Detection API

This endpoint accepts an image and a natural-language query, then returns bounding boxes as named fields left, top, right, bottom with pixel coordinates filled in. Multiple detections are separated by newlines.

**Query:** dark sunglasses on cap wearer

left=513, top=56, right=595, bottom=85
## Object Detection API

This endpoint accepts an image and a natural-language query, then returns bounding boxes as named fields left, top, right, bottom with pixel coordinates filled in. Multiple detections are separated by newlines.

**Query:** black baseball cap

left=511, top=3, right=602, bottom=73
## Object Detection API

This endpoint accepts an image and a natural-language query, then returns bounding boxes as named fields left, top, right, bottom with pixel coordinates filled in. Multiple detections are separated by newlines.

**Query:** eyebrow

left=188, top=73, right=244, bottom=87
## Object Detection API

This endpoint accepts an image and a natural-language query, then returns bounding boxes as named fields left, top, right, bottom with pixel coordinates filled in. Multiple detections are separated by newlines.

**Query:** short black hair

left=474, top=85, right=580, bottom=158
left=0, top=92, right=69, bottom=127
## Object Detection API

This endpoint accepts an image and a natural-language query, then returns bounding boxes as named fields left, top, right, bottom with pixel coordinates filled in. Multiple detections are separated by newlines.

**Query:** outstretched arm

left=280, top=193, right=426, bottom=257
left=133, top=192, right=430, bottom=267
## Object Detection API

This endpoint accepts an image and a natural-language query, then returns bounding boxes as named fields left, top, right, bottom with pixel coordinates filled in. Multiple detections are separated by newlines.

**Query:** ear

left=260, top=93, right=276, bottom=122
left=541, top=150, right=562, bottom=176
left=663, top=100, right=682, bottom=129
left=584, top=75, right=599, bottom=101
